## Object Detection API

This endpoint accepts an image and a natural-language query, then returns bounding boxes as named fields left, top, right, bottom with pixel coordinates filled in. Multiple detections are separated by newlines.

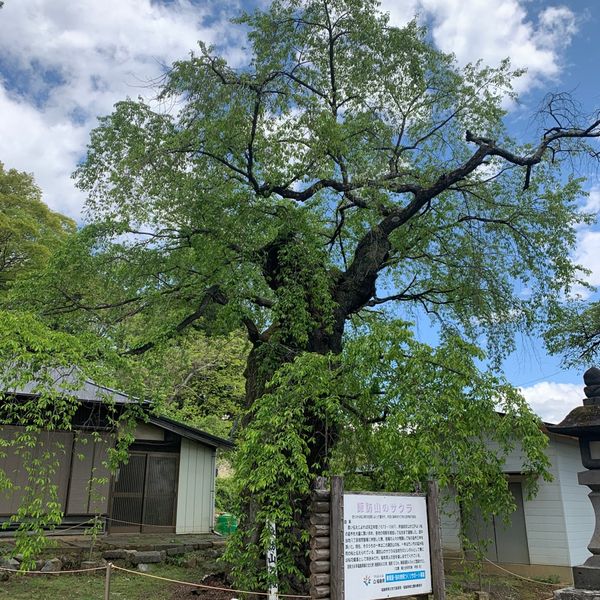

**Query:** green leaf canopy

left=13, top=0, right=600, bottom=589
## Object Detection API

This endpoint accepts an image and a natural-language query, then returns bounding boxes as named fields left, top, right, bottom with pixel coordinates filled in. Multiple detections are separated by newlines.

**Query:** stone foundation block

left=81, top=560, right=106, bottom=570
left=574, top=565, right=600, bottom=590
left=166, top=545, right=195, bottom=556
left=554, top=588, right=600, bottom=600
left=102, top=549, right=134, bottom=560
left=41, top=558, right=62, bottom=572
left=129, top=550, right=165, bottom=565
left=0, top=558, right=19, bottom=571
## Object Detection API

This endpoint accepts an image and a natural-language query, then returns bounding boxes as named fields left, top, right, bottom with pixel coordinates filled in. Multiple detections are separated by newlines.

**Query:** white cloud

left=0, top=85, right=88, bottom=217
left=536, top=6, right=578, bottom=50
left=519, top=380, right=582, bottom=424
left=382, top=0, right=577, bottom=94
left=379, top=0, right=419, bottom=27
left=0, top=0, right=580, bottom=219
left=0, top=0, right=246, bottom=218
left=568, top=186, right=600, bottom=299
left=583, top=186, right=600, bottom=214
left=574, top=229, right=600, bottom=289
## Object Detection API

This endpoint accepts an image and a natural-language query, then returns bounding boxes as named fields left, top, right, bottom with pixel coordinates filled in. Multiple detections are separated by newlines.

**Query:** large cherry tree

left=25, top=0, right=600, bottom=590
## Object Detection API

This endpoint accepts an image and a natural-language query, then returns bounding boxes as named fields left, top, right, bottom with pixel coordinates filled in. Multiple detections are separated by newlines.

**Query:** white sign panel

left=343, top=493, right=432, bottom=600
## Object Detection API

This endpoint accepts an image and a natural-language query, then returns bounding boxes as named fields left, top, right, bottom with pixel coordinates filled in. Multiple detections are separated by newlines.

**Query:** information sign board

left=343, top=493, right=432, bottom=600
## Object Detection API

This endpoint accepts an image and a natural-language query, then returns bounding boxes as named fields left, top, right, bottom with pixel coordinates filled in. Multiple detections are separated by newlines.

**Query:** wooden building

left=0, top=372, right=233, bottom=534
left=440, top=427, right=594, bottom=582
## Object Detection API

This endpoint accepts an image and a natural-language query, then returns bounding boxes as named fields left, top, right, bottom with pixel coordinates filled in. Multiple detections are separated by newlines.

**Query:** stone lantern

left=547, top=367, right=600, bottom=598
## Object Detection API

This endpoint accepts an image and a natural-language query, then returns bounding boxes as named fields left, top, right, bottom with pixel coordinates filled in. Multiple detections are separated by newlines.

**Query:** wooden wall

left=175, top=437, right=216, bottom=534
left=66, top=433, right=111, bottom=515
left=0, top=426, right=111, bottom=518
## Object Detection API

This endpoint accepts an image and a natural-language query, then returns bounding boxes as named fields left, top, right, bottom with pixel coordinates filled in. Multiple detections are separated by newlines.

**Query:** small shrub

left=215, top=477, right=236, bottom=514
left=533, top=574, right=561, bottom=584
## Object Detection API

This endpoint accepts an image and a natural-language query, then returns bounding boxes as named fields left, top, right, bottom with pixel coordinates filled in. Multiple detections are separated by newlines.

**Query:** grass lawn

left=0, top=565, right=563, bottom=600
left=0, top=564, right=189, bottom=600
left=445, top=570, right=562, bottom=600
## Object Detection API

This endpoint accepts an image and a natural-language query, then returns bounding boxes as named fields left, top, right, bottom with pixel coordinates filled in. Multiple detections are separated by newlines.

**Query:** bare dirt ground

left=445, top=571, right=561, bottom=600
left=170, top=573, right=240, bottom=600
left=167, top=571, right=561, bottom=600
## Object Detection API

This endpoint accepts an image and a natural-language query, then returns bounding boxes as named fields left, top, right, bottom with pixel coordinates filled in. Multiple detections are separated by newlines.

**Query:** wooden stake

left=104, top=562, right=112, bottom=600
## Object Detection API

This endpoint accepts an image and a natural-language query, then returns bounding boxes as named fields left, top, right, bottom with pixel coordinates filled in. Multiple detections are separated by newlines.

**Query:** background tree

left=0, top=162, right=75, bottom=294
left=547, top=301, right=600, bottom=364
left=19, top=0, right=600, bottom=590
left=137, top=330, right=249, bottom=438
left=0, top=163, right=139, bottom=564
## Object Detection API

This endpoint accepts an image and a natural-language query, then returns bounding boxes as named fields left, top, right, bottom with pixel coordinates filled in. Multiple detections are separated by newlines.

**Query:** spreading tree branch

left=123, top=285, right=228, bottom=356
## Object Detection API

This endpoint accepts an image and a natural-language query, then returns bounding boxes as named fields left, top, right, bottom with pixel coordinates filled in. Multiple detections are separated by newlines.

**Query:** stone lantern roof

left=546, top=367, right=600, bottom=437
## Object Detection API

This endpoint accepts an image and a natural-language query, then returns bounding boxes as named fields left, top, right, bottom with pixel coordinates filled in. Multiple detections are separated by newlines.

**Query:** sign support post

left=426, top=480, right=446, bottom=600
left=331, top=476, right=344, bottom=600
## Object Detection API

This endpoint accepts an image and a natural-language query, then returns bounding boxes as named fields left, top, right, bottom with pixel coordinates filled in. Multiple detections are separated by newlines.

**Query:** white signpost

left=266, top=520, right=279, bottom=600
left=342, top=493, right=433, bottom=600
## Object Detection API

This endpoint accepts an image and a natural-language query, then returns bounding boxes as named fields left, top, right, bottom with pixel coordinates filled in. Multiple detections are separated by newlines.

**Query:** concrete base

left=574, top=565, right=600, bottom=590
left=554, top=588, right=600, bottom=599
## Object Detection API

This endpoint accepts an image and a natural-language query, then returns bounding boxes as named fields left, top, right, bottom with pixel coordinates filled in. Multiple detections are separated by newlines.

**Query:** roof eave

left=148, top=415, right=235, bottom=449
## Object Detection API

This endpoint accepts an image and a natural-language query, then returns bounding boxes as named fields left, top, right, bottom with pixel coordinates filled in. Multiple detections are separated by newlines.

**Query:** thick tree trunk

left=235, top=225, right=390, bottom=590
left=239, top=311, right=345, bottom=591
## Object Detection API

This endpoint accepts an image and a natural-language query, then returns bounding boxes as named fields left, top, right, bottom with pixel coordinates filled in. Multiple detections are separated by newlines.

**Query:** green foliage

left=334, top=320, right=549, bottom=498
left=83, top=515, right=105, bottom=561
left=225, top=351, right=339, bottom=591
left=545, top=300, right=600, bottom=366
left=226, top=320, right=549, bottom=590
left=533, top=574, right=561, bottom=585
left=0, top=310, right=141, bottom=565
left=8, top=0, right=598, bottom=589
left=131, top=330, right=249, bottom=438
left=215, top=476, right=237, bottom=514
left=22, top=4, right=588, bottom=363
left=0, top=163, right=75, bottom=295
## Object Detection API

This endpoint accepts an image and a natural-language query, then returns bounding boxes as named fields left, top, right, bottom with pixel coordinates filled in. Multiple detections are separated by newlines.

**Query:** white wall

left=440, top=488, right=462, bottom=553
left=175, top=438, right=216, bottom=534
left=441, top=437, right=575, bottom=566
left=522, top=441, right=570, bottom=566
left=553, top=436, right=594, bottom=566
left=477, top=438, right=570, bottom=565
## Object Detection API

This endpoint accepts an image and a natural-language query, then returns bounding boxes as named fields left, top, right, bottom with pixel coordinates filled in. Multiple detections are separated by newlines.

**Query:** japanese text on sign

left=343, top=493, right=432, bottom=600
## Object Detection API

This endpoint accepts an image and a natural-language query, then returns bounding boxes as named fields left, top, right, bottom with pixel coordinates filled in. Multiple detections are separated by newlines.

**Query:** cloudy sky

left=0, top=0, right=598, bottom=422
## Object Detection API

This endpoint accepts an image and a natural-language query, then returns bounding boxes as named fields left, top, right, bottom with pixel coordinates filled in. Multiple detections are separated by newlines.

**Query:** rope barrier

left=111, top=564, right=312, bottom=598
left=4, top=516, right=182, bottom=532
left=0, top=565, right=107, bottom=574
left=46, top=518, right=97, bottom=535
left=104, top=517, right=177, bottom=529
left=483, top=557, right=564, bottom=587
left=0, top=561, right=312, bottom=598
left=1, top=517, right=97, bottom=535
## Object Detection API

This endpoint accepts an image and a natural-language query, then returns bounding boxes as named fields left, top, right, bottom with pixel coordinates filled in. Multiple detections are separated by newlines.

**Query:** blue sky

left=0, top=0, right=598, bottom=421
